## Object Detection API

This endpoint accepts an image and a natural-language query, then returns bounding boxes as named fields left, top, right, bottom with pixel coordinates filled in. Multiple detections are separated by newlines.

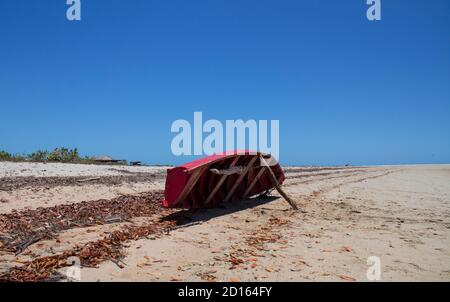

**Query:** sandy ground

left=0, top=162, right=449, bottom=281
left=0, top=162, right=170, bottom=178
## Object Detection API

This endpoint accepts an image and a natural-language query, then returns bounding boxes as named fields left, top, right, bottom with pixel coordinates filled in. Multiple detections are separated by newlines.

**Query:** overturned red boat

left=163, top=151, right=287, bottom=209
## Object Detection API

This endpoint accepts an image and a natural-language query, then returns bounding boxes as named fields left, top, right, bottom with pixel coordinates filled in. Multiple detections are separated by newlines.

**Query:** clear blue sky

left=1, top=0, right=449, bottom=165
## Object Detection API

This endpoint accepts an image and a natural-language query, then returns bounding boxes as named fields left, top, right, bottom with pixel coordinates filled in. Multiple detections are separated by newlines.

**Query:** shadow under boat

left=161, top=194, right=282, bottom=227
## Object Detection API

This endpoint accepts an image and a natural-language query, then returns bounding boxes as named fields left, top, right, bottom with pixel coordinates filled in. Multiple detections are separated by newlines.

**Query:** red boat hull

left=163, top=151, right=285, bottom=208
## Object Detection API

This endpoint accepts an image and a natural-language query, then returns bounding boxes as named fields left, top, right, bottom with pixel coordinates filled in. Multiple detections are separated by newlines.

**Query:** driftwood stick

left=110, top=257, right=126, bottom=269
left=259, top=155, right=298, bottom=210
left=104, top=215, right=123, bottom=224
left=167, top=221, right=203, bottom=232
left=14, top=234, right=44, bottom=255
left=77, top=177, right=101, bottom=183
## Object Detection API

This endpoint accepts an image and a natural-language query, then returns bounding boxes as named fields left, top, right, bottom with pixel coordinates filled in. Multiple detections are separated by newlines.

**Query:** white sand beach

left=1, top=162, right=449, bottom=281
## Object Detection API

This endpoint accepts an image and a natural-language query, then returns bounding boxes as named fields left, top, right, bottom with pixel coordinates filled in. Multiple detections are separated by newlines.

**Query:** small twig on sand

left=14, top=234, right=44, bottom=255
left=43, top=271, right=67, bottom=282
left=104, top=216, right=123, bottom=224
left=110, top=257, right=126, bottom=269
left=77, top=177, right=101, bottom=183
left=166, top=221, right=203, bottom=232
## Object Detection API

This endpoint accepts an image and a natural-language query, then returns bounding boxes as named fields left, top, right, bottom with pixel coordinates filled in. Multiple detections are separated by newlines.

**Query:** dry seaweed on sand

left=0, top=218, right=180, bottom=282
left=0, top=191, right=170, bottom=253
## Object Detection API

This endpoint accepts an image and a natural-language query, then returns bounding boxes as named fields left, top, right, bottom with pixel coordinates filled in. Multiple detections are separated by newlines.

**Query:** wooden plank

left=204, top=157, right=240, bottom=204
left=259, top=155, right=298, bottom=210
left=242, top=167, right=266, bottom=199
left=173, top=166, right=207, bottom=206
left=77, top=177, right=101, bottom=183
left=223, top=156, right=259, bottom=203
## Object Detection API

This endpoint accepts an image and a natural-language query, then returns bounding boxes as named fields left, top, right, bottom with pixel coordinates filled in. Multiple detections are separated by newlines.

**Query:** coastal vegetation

left=0, top=147, right=122, bottom=164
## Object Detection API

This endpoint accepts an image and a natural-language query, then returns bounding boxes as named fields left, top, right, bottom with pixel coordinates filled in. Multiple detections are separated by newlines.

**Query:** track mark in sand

left=286, top=169, right=369, bottom=181
left=347, top=214, right=450, bottom=227
left=284, top=167, right=367, bottom=174
left=283, top=169, right=374, bottom=188
left=284, top=170, right=399, bottom=233
left=324, top=170, right=394, bottom=192
left=289, top=170, right=395, bottom=205
left=0, top=191, right=175, bottom=254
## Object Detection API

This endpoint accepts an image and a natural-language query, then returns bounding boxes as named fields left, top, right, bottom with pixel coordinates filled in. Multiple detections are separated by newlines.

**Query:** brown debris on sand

left=0, top=219, right=178, bottom=282
left=0, top=191, right=169, bottom=254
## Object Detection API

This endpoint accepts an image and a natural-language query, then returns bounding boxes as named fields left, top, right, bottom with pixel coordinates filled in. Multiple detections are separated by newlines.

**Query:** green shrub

left=12, top=154, right=26, bottom=161
left=0, top=150, right=12, bottom=161
left=0, top=147, right=116, bottom=165
left=29, top=150, right=49, bottom=162
left=47, top=147, right=80, bottom=162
